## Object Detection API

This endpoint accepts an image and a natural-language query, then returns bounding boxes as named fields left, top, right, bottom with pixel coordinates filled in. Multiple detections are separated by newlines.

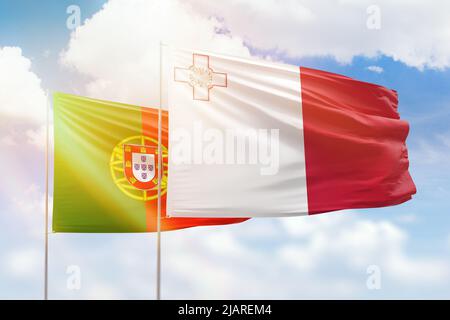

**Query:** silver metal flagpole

left=44, top=91, right=50, bottom=300
left=156, top=41, right=163, bottom=300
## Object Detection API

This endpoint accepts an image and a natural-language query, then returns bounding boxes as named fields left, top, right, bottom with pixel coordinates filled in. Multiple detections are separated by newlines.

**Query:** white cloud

left=12, top=184, right=45, bottom=217
left=190, top=0, right=450, bottom=70
left=0, top=47, right=48, bottom=296
left=60, top=0, right=250, bottom=106
left=2, top=214, right=447, bottom=299
left=413, top=132, right=450, bottom=165
left=45, top=234, right=156, bottom=300
left=0, top=46, right=48, bottom=223
left=279, top=214, right=449, bottom=285
left=2, top=247, right=41, bottom=279
left=367, top=65, right=384, bottom=73
left=0, top=47, right=47, bottom=123
left=0, top=134, right=17, bottom=146
left=160, top=215, right=450, bottom=299
left=26, top=125, right=47, bottom=149
left=42, top=49, right=51, bottom=59
left=10, top=184, right=48, bottom=238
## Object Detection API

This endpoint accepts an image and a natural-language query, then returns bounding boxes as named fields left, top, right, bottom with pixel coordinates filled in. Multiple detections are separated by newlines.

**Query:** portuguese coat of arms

left=123, top=144, right=158, bottom=190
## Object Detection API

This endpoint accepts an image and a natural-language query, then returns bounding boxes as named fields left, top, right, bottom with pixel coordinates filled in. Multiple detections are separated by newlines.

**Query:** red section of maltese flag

left=300, top=67, right=416, bottom=214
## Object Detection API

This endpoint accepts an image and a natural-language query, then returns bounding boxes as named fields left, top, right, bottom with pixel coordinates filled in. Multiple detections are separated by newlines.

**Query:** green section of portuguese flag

left=53, top=93, right=147, bottom=232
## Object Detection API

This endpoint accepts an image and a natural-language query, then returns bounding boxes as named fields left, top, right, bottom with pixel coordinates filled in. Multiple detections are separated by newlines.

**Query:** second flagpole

left=156, top=41, right=163, bottom=300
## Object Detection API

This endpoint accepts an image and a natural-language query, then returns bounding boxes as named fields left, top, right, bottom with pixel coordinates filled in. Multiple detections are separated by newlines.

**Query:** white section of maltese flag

left=166, top=48, right=308, bottom=217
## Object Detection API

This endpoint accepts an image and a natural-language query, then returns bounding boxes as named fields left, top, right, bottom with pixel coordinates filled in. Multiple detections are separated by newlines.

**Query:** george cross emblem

left=174, top=53, right=227, bottom=101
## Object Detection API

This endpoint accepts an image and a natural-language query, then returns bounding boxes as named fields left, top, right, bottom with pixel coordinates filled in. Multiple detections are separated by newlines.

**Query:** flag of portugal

left=52, top=92, right=248, bottom=232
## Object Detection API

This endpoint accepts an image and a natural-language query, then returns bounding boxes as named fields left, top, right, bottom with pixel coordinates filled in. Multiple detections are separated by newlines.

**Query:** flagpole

left=44, top=91, right=50, bottom=300
left=156, top=41, right=163, bottom=300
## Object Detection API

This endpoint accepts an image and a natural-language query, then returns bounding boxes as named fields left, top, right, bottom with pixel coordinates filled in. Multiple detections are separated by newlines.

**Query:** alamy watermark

left=366, top=264, right=381, bottom=290
left=170, top=121, right=280, bottom=175
left=66, top=5, right=81, bottom=30
left=366, top=5, right=381, bottom=30
left=66, top=265, right=81, bottom=291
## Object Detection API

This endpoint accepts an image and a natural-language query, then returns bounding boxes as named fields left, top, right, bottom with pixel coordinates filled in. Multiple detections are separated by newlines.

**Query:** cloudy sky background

left=1, top=0, right=450, bottom=299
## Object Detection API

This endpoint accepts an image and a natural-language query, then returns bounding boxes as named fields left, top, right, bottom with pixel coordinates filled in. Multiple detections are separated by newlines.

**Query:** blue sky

left=1, top=0, right=450, bottom=299
left=0, top=0, right=105, bottom=90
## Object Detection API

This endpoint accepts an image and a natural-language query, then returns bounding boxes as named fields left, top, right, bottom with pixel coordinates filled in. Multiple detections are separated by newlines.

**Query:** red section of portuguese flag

left=141, top=107, right=248, bottom=231
left=300, top=67, right=416, bottom=214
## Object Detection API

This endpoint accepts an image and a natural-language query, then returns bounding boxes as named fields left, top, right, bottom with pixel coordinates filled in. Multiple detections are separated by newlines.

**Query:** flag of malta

left=166, top=49, right=416, bottom=218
